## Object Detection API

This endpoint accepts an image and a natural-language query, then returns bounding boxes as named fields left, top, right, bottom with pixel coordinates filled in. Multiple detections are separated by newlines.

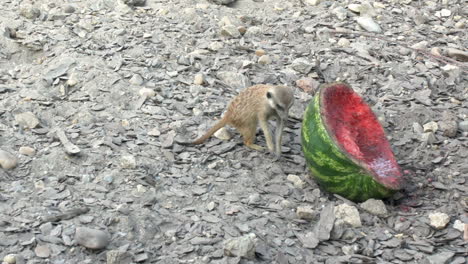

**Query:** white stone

left=356, top=16, right=382, bottom=33
left=3, top=254, right=17, bottom=264
left=296, top=206, right=314, bottom=220
left=19, top=146, right=36, bottom=156
left=214, top=127, right=232, bottom=141
left=360, top=199, right=388, bottom=216
left=428, top=212, right=450, bottom=229
left=453, top=220, right=464, bottom=232
left=287, top=174, right=305, bottom=189
left=348, top=4, right=362, bottom=13
left=258, top=55, right=271, bottom=65
left=0, top=149, right=17, bottom=170
left=139, top=88, right=155, bottom=97
left=193, top=73, right=205, bottom=85
left=120, top=154, right=136, bottom=169
left=440, top=9, right=451, bottom=17
left=337, top=38, right=351, bottom=47
left=304, top=0, right=321, bottom=6
left=334, top=204, right=362, bottom=227
left=423, top=121, right=438, bottom=132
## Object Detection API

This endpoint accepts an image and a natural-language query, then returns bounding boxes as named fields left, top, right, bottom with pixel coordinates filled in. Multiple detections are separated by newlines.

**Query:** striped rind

left=301, top=93, right=394, bottom=202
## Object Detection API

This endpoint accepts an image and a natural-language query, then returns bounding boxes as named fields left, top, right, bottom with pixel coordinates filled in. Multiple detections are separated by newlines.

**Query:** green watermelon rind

left=301, top=90, right=396, bottom=202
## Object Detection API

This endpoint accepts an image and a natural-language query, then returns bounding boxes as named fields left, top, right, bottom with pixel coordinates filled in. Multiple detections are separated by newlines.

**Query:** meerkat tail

left=192, top=118, right=227, bottom=145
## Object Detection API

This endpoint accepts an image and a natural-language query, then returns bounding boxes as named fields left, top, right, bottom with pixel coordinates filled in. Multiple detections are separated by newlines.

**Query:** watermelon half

left=301, top=82, right=402, bottom=202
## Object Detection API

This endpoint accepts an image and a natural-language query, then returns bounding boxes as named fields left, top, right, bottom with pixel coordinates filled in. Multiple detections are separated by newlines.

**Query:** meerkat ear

left=266, top=92, right=272, bottom=99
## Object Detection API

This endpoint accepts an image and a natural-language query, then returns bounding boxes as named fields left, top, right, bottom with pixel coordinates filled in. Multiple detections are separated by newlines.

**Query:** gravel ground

left=0, top=0, right=467, bottom=263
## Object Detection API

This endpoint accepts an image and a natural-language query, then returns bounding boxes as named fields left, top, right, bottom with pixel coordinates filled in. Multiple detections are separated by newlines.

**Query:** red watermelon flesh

left=321, top=83, right=402, bottom=190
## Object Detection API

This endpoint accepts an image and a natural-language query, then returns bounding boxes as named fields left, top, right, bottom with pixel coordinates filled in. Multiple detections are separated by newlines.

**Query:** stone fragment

left=304, top=0, right=321, bottom=6
left=214, top=127, right=232, bottom=141
left=291, top=58, right=314, bottom=74
left=360, top=199, right=388, bottom=216
left=193, top=73, right=205, bottom=85
left=332, top=6, right=347, bottom=20
left=56, top=128, right=80, bottom=155
left=75, top=227, right=110, bottom=249
left=296, top=206, right=314, bottom=220
left=120, top=155, right=136, bottom=169
left=438, top=120, right=457, bottom=137
left=217, top=72, right=251, bottom=91
left=295, top=77, right=318, bottom=94
left=422, top=132, right=436, bottom=145
left=15, top=112, right=40, bottom=129
left=34, top=244, right=51, bottom=258
left=3, top=254, right=17, bottom=264
left=428, top=212, right=450, bottom=229
left=106, top=250, right=132, bottom=264
left=63, top=5, right=76, bottom=13
left=209, top=0, right=236, bottom=5
left=423, top=121, right=438, bottom=132
left=255, top=49, right=266, bottom=57
left=20, top=6, right=40, bottom=19
left=221, top=25, right=241, bottom=38
left=257, top=55, right=271, bottom=65
left=356, top=17, right=382, bottom=33
left=453, top=220, right=464, bottom=232
left=129, top=74, right=144, bottom=85
left=459, top=121, right=468, bottom=132
left=139, top=88, right=155, bottom=97
left=421, top=251, right=455, bottom=264
left=296, top=231, right=319, bottom=249
left=244, top=26, right=262, bottom=38
left=122, top=0, right=146, bottom=6
left=334, top=204, right=362, bottom=227
left=0, top=149, right=17, bottom=170
left=287, top=174, right=305, bottom=189
left=337, top=38, right=350, bottom=47
left=315, top=204, right=335, bottom=241
left=224, top=234, right=256, bottom=259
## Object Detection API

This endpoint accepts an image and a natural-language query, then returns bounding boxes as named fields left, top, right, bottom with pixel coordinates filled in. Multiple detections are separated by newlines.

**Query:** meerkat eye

left=266, top=92, right=272, bottom=99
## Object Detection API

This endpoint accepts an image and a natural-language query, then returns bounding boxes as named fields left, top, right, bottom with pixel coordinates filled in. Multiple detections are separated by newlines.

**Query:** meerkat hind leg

left=238, top=124, right=265, bottom=152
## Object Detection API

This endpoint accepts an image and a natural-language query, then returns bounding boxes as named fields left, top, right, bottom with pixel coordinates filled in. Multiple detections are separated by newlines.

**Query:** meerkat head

left=266, top=86, right=295, bottom=119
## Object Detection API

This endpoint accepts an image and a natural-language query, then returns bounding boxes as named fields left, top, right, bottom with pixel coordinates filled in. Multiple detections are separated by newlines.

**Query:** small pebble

left=356, top=16, right=382, bottom=33
left=335, top=204, right=362, bottom=227
left=224, top=234, right=256, bottom=259
left=214, top=127, right=232, bottom=141
left=15, top=112, right=40, bottom=129
left=296, top=206, right=314, bottom=220
left=193, top=73, right=205, bottom=85
left=75, top=227, right=110, bottom=249
left=0, top=149, right=17, bottom=169
left=287, top=174, right=305, bottom=189
left=129, top=74, right=144, bottom=85
left=120, top=155, right=136, bottom=169
left=139, top=88, right=156, bottom=97
left=257, top=55, right=271, bottom=65
left=337, top=38, right=350, bottom=47
left=34, top=244, right=51, bottom=258
left=63, top=5, right=76, bottom=13
left=255, top=49, right=266, bottom=56
left=428, top=212, right=450, bottom=229
left=3, top=254, right=17, bottom=264
left=360, top=199, right=388, bottom=216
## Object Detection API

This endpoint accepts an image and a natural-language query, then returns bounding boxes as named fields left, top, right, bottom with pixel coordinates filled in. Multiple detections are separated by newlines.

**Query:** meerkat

left=192, top=84, right=294, bottom=156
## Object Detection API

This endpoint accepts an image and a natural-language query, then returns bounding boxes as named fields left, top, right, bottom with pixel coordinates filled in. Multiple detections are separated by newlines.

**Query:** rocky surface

left=0, top=0, right=467, bottom=263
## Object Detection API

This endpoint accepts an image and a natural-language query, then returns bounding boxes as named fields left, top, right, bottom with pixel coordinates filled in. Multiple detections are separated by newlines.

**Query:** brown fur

left=192, top=84, right=294, bottom=154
